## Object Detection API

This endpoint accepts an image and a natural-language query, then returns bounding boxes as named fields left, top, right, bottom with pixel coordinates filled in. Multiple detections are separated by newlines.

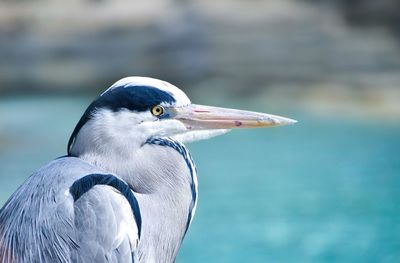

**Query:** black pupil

left=154, top=107, right=162, bottom=115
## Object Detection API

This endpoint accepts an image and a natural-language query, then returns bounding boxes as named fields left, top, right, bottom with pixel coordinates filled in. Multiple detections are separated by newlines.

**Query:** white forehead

left=102, top=76, right=191, bottom=106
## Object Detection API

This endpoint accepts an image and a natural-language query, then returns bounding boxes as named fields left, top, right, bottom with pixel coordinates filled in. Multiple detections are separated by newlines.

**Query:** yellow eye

left=151, top=105, right=164, bottom=116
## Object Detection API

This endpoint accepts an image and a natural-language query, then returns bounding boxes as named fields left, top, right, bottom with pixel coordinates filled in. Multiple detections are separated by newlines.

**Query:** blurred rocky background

left=1, top=1, right=400, bottom=262
left=1, top=0, right=400, bottom=119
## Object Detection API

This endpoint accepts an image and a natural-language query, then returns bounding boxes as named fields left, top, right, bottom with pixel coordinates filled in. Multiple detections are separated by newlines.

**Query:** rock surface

left=1, top=0, right=400, bottom=118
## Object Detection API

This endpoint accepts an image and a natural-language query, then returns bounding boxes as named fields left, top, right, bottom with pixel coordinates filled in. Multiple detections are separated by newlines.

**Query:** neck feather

left=76, top=137, right=198, bottom=262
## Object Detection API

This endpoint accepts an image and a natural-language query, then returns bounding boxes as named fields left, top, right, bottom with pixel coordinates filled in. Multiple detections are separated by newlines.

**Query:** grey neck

left=77, top=139, right=196, bottom=263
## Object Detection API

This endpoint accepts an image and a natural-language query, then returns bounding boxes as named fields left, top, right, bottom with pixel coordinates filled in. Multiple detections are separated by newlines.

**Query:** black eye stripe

left=68, top=85, right=176, bottom=155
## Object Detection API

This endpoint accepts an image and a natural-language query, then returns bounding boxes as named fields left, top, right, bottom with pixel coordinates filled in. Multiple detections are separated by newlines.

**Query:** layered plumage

left=0, top=77, right=296, bottom=263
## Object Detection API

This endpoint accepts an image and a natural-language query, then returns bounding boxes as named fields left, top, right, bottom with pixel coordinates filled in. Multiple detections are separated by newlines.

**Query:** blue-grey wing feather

left=0, top=157, right=139, bottom=263
left=72, top=185, right=138, bottom=263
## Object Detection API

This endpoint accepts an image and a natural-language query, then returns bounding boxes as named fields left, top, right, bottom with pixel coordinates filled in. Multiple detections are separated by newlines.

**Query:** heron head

left=68, top=77, right=296, bottom=157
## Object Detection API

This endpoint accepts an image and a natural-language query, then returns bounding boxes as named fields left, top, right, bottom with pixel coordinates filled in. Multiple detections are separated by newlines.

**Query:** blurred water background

left=0, top=0, right=399, bottom=262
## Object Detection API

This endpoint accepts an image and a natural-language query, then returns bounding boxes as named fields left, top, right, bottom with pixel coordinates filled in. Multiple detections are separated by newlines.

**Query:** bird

left=0, top=77, right=296, bottom=263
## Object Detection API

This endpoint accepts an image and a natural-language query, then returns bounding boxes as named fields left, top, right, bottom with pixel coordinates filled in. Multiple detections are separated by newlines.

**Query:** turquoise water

left=0, top=96, right=399, bottom=262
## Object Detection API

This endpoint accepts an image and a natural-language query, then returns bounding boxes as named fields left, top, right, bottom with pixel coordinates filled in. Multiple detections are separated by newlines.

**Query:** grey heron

left=0, top=77, right=296, bottom=263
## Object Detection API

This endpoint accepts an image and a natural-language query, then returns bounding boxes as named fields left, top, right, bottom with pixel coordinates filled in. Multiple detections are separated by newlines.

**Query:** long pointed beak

left=171, top=104, right=297, bottom=130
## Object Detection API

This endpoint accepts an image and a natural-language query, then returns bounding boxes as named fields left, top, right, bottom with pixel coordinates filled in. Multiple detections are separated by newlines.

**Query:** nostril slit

left=234, top=121, right=242, bottom=127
